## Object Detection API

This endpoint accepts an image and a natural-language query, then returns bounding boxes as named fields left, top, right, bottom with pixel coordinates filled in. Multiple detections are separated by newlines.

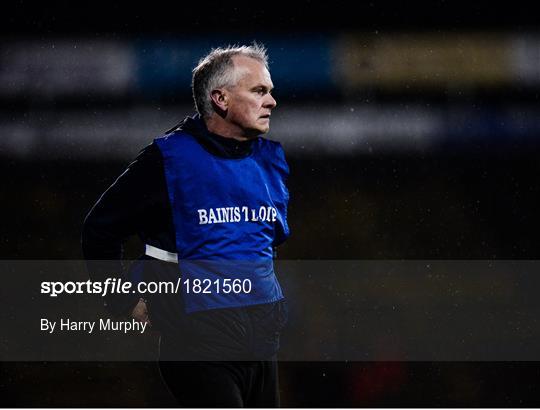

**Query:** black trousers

left=159, top=360, right=280, bottom=407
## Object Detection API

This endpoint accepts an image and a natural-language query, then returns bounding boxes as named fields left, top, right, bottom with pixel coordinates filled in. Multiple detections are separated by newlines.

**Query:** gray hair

left=192, top=43, right=269, bottom=118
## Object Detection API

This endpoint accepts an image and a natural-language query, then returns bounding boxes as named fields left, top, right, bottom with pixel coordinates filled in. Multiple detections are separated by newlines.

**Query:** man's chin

left=257, top=118, right=271, bottom=132
left=246, top=125, right=270, bottom=137
left=258, top=124, right=270, bottom=134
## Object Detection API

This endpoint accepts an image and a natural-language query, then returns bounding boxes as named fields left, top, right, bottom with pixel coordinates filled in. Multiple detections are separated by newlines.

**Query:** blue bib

left=155, top=131, right=290, bottom=313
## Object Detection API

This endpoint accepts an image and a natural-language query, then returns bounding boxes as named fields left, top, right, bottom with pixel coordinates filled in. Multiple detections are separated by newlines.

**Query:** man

left=82, top=44, right=290, bottom=407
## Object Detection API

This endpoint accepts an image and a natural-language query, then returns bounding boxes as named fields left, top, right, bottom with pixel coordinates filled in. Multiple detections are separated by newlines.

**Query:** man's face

left=224, top=56, right=277, bottom=138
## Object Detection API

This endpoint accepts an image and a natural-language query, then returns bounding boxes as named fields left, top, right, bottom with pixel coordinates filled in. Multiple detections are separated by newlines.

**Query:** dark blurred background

left=2, top=0, right=540, bottom=406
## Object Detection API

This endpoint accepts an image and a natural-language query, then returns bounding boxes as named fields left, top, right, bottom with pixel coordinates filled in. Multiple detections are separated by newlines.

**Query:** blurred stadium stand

left=2, top=33, right=540, bottom=158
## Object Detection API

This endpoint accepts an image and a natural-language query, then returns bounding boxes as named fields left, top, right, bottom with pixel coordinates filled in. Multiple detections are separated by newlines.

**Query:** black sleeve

left=81, top=142, right=169, bottom=315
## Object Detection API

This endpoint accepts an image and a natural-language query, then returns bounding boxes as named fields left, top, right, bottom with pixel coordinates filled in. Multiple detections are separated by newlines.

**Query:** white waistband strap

left=145, top=244, right=178, bottom=263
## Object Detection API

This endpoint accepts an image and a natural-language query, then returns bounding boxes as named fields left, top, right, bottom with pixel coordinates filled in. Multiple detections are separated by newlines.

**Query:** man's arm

left=81, top=142, right=165, bottom=316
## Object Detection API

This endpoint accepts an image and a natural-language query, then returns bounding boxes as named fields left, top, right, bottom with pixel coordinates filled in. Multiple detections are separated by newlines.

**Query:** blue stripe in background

left=133, top=35, right=336, bottom=97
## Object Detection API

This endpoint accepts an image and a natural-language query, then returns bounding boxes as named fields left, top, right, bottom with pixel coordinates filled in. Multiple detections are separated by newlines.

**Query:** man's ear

left=210, top=89, right=228, bottom=112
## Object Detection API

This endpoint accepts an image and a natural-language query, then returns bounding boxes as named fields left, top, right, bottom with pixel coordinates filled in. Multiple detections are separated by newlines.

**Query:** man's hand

left=131, top=298, right=151, bottom=326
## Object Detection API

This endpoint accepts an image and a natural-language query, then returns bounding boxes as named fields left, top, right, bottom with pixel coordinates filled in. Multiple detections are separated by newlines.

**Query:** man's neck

left=204, top=115, right=251, bottom=142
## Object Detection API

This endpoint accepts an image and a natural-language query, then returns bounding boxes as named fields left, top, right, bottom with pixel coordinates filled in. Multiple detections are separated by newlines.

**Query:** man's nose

left=264, top=93, right=277, bottom=109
